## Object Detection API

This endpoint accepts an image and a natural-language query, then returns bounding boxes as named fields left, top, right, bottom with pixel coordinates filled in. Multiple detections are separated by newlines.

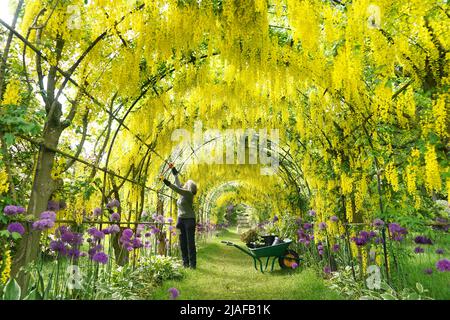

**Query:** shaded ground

left=150, top=229, right=343, bottom=300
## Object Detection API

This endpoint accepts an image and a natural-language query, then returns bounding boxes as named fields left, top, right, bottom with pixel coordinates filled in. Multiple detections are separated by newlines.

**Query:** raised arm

left=168, top=183, right=193, bottom=197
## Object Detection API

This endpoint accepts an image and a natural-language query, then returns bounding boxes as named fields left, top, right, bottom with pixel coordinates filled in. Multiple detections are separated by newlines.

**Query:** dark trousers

left=177, top=218, right=196, bottom=268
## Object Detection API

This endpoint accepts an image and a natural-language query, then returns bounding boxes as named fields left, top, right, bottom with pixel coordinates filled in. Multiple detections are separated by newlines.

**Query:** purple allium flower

left=436, top=259, right=450, bottom=272
left=132, top=238, right=143, bottom=249
left=332, top=244, right=340, bottom=252
left=67, top=248, right=81, bottom=260
left=318, top=222, right=327, bottom=230
left=109, top=224, right=120, bottom=234
left=93, top=207, right=102, bottom=217
left=106, top=199, right=120, bottom=209
left=414, top=236, right=433, bottom=245
left=168, top=287, right=180, bottom=300
left=47, top=200, right=60, bottom=211
left=154, top=214, right=165, bottom=224
left=414, top=246, right=424, bottom=254
left=423, top=268, right=433, bottom=275
left=359, top=231, right=370, bottom=240
left=49, top=240, right=67, bottom=255
left=61, top=231, right=75, bottom=243
left=272, top=215, right=279, bottom=223
left=323, top=266, right=331, bottom=274
left=167, top=217, right=173, bottom=224
left=291, top=262, right=299, bottom=269
left=388, top=223, right=408, bottom=241
left=144, top=232, right=151, bottom=238
left=32, top=219, right=55, bottom=231
left=303, top=223, right=313, bottom=230
left=110, top=212, right=120, bottom=222
left=92, top=252, right=108, bottom=264
left=369, top=231, right=377, bottom=238
left=40, top=211, right=56, bottom=221
left=435, top=248, right=444, bottom=255
left=122, top=229, right=133, bottom=238
left=3, top=205, right=25, bottom=216
left=372, top=218, right=385, bottom=228
left=317, top=244, right=324, bottom=251
left=308, top=210, right=316, bottom=217
left=352, top=236, right=367, bottom=246
left=7, top=222, right=25, bottom=235
left=330, top=216, right=339, bottom=222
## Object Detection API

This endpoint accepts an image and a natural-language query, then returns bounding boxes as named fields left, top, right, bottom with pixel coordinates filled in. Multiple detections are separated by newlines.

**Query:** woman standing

left=163, top=167, right=198, bottom=269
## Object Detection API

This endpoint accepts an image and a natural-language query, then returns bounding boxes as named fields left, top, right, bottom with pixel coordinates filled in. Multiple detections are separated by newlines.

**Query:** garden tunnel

left=0, top=0, right=448, bottom=299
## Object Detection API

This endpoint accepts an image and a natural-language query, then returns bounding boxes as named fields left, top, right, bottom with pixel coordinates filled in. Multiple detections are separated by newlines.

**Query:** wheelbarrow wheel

left=279, top=249, right=300, bottom=269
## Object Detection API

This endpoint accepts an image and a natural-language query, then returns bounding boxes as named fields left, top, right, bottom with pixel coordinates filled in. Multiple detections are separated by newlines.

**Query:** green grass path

left=150, top=229, right=343, bottom=300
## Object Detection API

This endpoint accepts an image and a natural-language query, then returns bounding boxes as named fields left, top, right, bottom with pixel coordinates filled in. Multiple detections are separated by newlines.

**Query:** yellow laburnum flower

left=424, top=144, right=441, bottom=193
left=341, top=173, right=353, bottom=195
left=2, top=79, right=20, bottom=105
left=385, top=162, right=399, bottom=192
left=0, top=168, right=9, bottom=194
left=1, top=250, right=12, bottom=284
left=432, top=94, right=448, bottom=138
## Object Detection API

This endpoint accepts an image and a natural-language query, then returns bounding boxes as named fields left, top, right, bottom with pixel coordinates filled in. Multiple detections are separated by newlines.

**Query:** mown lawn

left=150, top=229, right=343, bottom=300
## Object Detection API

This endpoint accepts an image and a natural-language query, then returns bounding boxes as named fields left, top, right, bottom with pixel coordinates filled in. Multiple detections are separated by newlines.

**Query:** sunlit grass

left=150, top=229, right=343, bottom=300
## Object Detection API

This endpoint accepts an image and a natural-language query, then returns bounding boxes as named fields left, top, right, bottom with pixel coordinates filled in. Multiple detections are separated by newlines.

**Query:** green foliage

left=2, top=279, right=21, bottom=300
left=328, top=266, right=433, bottom=300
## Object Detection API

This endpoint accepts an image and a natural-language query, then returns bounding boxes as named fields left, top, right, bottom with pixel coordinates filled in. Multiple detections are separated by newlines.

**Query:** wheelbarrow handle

left=221, top=240, right=234, bottom=246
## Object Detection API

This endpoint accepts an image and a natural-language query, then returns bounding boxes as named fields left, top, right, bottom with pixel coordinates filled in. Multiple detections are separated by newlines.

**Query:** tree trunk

left=11, top=123, right=63, bottom=292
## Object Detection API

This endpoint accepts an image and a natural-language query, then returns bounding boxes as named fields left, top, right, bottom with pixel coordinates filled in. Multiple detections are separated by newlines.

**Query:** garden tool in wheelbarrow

left=221, top=239, right=301, bottom=273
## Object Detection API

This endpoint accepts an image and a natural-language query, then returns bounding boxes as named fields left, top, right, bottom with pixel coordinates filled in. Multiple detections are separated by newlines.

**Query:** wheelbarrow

left=221, top=239, right=300, bottom=273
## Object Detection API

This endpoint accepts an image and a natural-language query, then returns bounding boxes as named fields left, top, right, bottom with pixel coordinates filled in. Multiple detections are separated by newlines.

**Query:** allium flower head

left=332, top=244, right=340, bottom=252
left=318, top=222, right=327, bottom=230
left=414, top=236, right=433, bottom=245
left=92, top=252, right=108, bottom=264
left=330, top=216, right=339, bottom=222
left=423, top=268, right=433, bottom=275
left=110, top=212, right=120, bottom=222
left=435, top=248, right=444, bottom=255
left=4, top=205, right=26, bottom=216
left=323, top=266, right=331, bottom=274
left=47, top=200, right=60, bottom=212
left=388, top=223, right=408, bottom=241
left=372, top=218, right=385, bottom=228
left=7, top=222, right=25, bottom=235
left=414, top=246, right=424, bottom=254
left=303, top=223, right=313, bottom=230
left=272, top=215, right=279, bottom=223
left=93, top=207, right=102, bottom=216
left=308, top=210, right=316, bottom=217
left=168, top=287, right=180, bottom=300
left=436, top=259, right=450, bottom=272
left=40, top=211, right=56, bottom=221
left=106, top=199, right=120, bottom=209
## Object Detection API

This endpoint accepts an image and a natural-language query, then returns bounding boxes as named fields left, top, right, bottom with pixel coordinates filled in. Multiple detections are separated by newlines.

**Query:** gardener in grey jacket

left=163, top=167, right=198, bottom=269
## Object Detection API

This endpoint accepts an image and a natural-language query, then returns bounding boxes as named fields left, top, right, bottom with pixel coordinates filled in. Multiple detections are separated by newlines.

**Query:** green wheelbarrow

left=221, top=239, right=301, bottom=273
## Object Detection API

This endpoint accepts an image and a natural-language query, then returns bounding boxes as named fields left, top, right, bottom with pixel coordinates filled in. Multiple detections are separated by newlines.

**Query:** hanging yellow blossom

left=424, top=144, right=441, bottom=193
left=432, top=94, right=448, bottom=138
left=1, top=250, right=12, bottom=284
left=385, top=162, right=399, bottom=192
left=1, top=79, right=21, bottom=105
left=0, top=168, right=9, bottom=194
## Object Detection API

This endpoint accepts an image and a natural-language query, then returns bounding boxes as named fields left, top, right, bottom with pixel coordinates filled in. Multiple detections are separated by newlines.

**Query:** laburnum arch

left=0, top=0, right=447, bottom=284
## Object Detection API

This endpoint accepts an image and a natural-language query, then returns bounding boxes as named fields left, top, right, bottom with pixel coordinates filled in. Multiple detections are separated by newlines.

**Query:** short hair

left=185, top=180, right=197, bottom=195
